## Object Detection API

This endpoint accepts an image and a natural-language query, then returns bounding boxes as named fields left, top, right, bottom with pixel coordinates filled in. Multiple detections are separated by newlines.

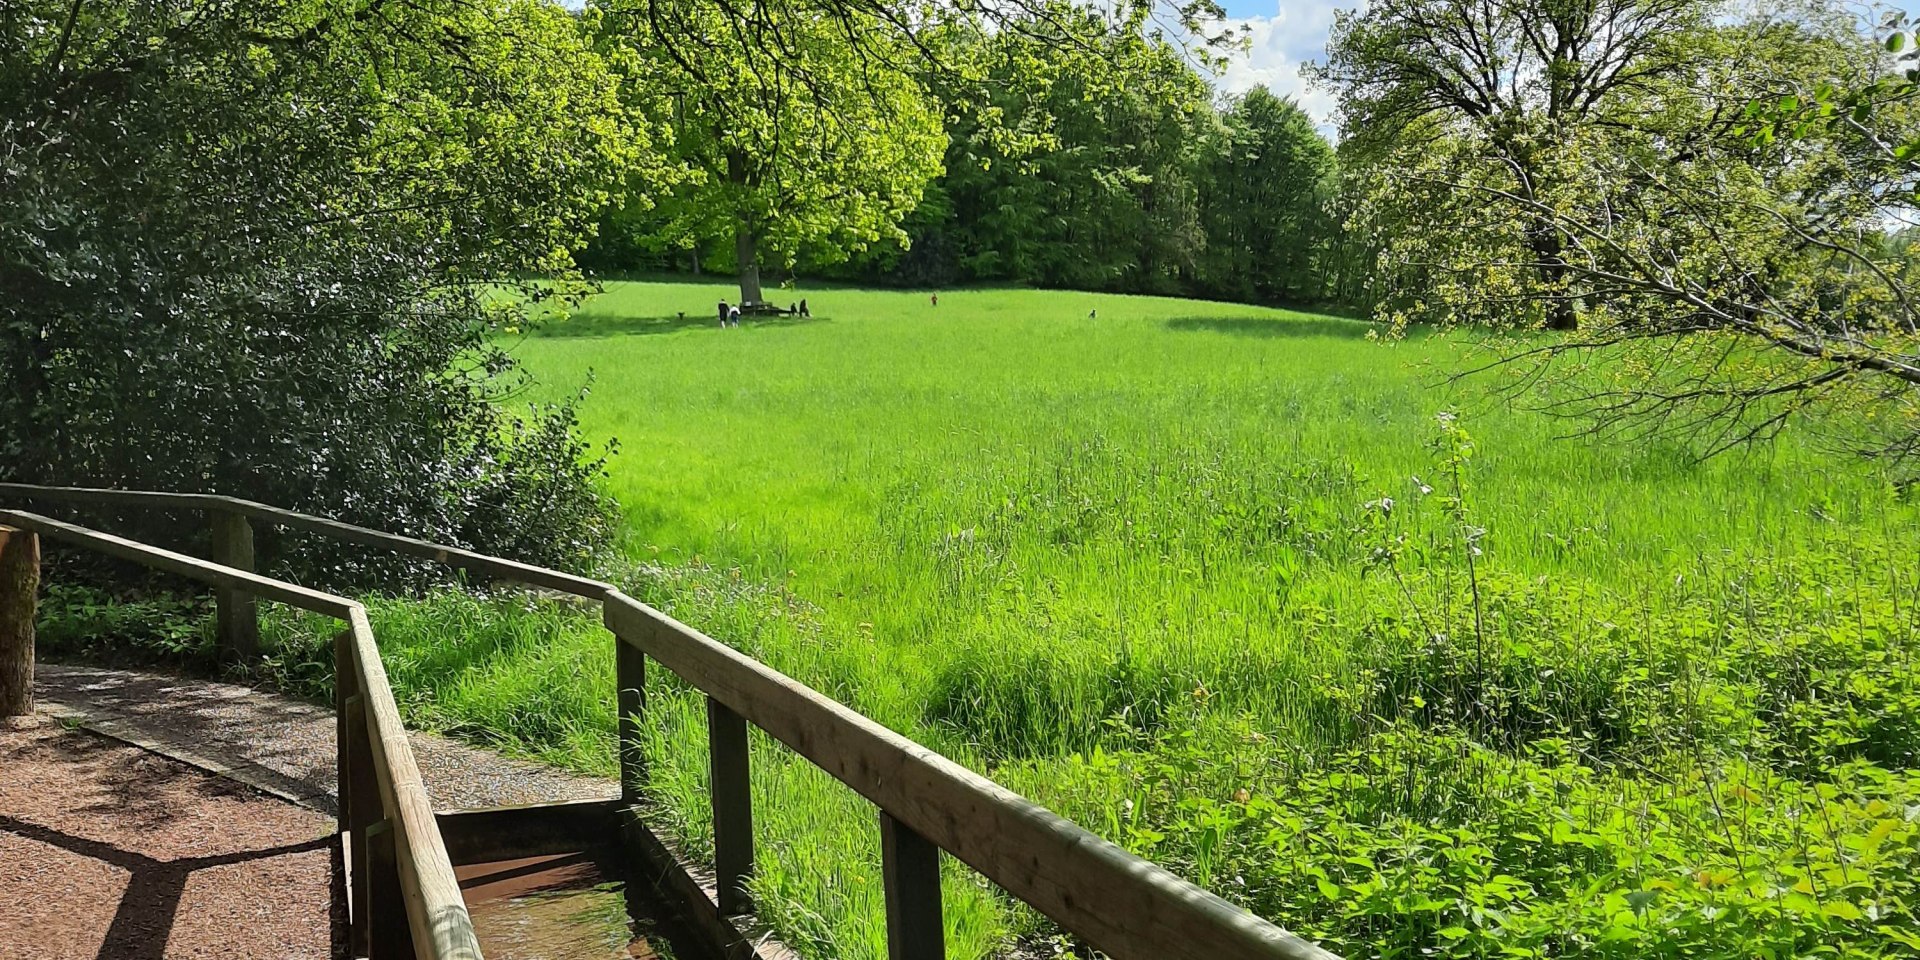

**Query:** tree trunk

left=0, top=526, right=38, bottom=718
left=1526, top=226, right=1579, bottom=331
left=735, top=227, right=764, bottom=305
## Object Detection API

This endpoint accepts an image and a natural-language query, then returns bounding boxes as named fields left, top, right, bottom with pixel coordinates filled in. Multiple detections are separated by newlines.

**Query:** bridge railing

left=0, top=506, right=482, bottom=960
left=0, top=481, right=1338, bottom=960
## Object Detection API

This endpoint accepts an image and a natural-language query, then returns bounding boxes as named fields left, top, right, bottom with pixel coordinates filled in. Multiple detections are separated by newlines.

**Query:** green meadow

left=490, top=280, right=1920, bottom=959
left=59, top=279, right=1913, bottom=959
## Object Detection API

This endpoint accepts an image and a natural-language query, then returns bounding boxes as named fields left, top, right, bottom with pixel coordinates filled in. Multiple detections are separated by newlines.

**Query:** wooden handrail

left=0, top=507, right=484, bottom=960
left=0, top=483, right=616, bottom=596
left=0, top=483, right=1339, bottom=960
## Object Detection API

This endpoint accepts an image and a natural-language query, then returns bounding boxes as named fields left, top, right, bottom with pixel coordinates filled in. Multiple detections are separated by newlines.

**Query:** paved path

left=34, top=663, right=616, bottom=816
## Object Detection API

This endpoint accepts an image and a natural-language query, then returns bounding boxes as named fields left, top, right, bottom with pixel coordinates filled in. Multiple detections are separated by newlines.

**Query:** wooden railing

left=0, top=506, right=483, bottom=960
left=0, top=482, right=1339, bottom=960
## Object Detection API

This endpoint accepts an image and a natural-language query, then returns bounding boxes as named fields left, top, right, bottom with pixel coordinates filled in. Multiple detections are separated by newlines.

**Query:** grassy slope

left=434, top=280, right=1917, bottom=959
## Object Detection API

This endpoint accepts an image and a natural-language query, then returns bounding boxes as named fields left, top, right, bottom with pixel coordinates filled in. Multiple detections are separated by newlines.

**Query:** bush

left=0, top=0, right=643, bottom=581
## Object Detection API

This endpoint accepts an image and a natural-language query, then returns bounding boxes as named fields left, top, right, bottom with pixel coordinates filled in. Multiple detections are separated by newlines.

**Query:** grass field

left=60, top=279, right=1919, bottom=959
left=491, top=280, right=1920, bottom=958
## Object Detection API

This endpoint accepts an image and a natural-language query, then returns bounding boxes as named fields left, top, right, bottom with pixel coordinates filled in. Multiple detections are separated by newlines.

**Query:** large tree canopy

left=1312, top=0, right=1709, bottom=330
left=0, top=0, right=651, bottom=570
left=1314, top=0, right=1920, bottom=471
left=591, top=0, right=945, bottom=305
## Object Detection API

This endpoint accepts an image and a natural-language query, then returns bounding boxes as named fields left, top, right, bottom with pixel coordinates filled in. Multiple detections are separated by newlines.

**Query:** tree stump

left=0, top=526, right=38, bottom=717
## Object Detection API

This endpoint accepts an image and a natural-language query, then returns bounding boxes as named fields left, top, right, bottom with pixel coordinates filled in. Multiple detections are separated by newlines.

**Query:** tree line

left=581, top=2, right=1360, bottom=310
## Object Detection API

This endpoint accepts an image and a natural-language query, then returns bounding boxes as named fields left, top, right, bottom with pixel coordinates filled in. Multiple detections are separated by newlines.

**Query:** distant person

left=717, top=300, right=729, bottom=327
left=727, top=304, right=741, bottom=327
left=1088, top=308, right=1097, bottom=320
left=799, top=299, right=810, bottom=318
left=930, top=294, right=938, bottom=307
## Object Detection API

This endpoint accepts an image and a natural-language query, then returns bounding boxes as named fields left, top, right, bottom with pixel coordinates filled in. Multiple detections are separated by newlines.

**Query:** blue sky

left=1208, top=0, right=1346, bottom=126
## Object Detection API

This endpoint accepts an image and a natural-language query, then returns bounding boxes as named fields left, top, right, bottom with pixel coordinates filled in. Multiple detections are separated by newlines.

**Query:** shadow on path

left=0, top=814, right=332, bottom=960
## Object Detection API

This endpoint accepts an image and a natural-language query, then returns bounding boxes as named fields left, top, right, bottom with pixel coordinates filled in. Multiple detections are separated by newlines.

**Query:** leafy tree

left=1312, top=0, right=1707, bottom=329
left=853, top=7, right=1217, bottom=294
left=1347, top=5, right=1920, bottom=471
left=592, top=0, right=945, bottom=305
left=1196, top=87, right=1338, bottom=304
left=0, top=0, right=649, bottom=572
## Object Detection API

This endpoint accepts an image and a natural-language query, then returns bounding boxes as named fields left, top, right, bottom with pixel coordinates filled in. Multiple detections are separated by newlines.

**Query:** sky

left=1208, top=0, right=1346, bottom=128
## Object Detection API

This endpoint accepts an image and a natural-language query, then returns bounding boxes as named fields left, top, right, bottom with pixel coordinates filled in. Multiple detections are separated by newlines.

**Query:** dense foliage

left=582, top=8, right=1355, bottom=309
left=0, top=0, right=644, bottom=570
left=1313, top=0, right=1920, bottom=469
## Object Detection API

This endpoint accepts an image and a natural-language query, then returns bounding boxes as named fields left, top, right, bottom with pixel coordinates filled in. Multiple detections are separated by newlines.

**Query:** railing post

left=880, top=811, right=946, bottom=960
left=209, top=509, right=259, bottom=661
left=344, top=692, right=379, bottom=957
left=365, top=819, right=415, bottom=960
left=333, top=630, right=358, bottom=834
left=708, top=695, right=754, bottom=915
left=0, top=526, right=38, bottom=718
left=617, top=635, right=647, bottom=803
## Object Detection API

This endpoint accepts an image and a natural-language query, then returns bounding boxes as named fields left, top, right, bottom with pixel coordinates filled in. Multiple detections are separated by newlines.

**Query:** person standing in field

left=728, top=304, right=741, bottom=327
left=717, top=300, right=729, bottom=328
left=931, top=293, right=938, bottom=308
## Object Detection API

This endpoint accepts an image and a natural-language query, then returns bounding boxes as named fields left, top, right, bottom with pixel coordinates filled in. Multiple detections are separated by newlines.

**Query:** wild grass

left=46, top=279, right=1920, bottom=959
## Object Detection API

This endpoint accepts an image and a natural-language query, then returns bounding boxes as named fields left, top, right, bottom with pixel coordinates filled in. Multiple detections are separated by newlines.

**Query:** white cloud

left=1210, top=1, right=1347, bottom=133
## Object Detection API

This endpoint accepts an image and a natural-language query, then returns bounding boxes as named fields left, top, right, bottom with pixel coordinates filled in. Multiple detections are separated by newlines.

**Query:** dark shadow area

left=1164, top=314, right=1378, bottom=339
left=528, top=312, right=825, bottom=339
left=0, top=814, right=332, bottom=960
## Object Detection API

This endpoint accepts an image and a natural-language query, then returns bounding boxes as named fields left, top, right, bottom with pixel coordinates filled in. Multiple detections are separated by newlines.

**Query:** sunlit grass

left=292, top=280, right=1920, bottom=959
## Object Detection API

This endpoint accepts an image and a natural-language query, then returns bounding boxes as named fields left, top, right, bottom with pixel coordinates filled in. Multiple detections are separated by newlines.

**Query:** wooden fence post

left=0, top=526, right=38, bottom=717
left=210, top=510, right=259, bottom=661
left=344, top=693, right=379, bottom=957
left=334, top=630, right=359, bottom=835
left=617, top=636, right=647, bottom=803
left=365, top=819, right=415, bottom=960
left=881, top=810, right=946, bottom=960
left=708, top=696, right=755, bottom=915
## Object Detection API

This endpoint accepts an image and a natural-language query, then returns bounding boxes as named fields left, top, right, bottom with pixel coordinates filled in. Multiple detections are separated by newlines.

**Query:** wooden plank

left=435, top=799, right=620, bottom=866
left=0, top=527, right=37, bottom=717
left=708, top=697, right=754, bottom=916
left=0, top=510, right=356, bottom=619
left=606, top=597, right=1336, bottom=960
left=347, top=611, right=484, bottom=960
left=210, top=510, right=260, bottom=660
left=0, top=482, right=227, bottom=513
left=880, top=811, right=945, bottom=960
left=617, top=638, right=647, bottom=803
left=0, top=482, right=614, bottom=598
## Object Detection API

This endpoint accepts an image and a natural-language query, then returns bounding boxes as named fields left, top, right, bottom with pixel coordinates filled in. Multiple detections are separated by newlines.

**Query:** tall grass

left=68, top=280, right=1913, bottom=959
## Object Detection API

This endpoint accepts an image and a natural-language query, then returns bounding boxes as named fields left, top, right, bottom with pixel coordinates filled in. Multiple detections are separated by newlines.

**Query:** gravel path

left=0, top=718, right=337, bottom=960
left=34, top=663, right=616, bottom=815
